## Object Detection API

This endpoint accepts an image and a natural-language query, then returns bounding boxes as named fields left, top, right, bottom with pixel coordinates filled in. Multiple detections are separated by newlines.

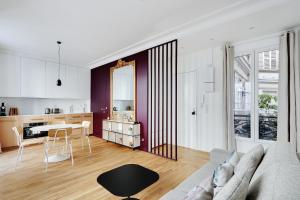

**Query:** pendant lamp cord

left=58, top=42, right=61, bottom=79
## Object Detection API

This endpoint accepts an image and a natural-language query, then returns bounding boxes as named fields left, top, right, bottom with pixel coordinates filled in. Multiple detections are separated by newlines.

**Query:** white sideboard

left=102, top=120, right=140, bottom=149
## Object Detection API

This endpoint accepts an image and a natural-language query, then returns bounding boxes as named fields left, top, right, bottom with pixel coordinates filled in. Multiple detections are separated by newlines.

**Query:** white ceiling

left=0, top=0, right=299, bottom=67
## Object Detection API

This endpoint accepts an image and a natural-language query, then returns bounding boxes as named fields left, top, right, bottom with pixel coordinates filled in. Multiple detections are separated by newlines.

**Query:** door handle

left=192, top=111, right=196, bottom=115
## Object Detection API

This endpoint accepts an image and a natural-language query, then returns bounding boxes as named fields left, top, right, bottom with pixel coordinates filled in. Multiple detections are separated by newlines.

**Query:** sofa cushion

left=226, top=151, right=240, bottom=167
left=160, top=189, right=187, bottom=200
left=212, top=162, right=234, bottom=195
left=213, top=174, right=249, bottom=200
left=247, top=163, right=300, bottom=200
left=175, top=162, right=218, bottom=193
left=247, top=142, right=300, bottom=200
left=234, top=144, right=264, bottom=181
left=183, top=176, right=213, bottom=200
left=160, top=162, right=218, bottom=200
left=250, top=142, right=299, bottom=185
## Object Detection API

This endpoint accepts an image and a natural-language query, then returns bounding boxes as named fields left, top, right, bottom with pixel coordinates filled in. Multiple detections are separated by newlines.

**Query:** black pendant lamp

left=57, top=41, right=62, bottom=86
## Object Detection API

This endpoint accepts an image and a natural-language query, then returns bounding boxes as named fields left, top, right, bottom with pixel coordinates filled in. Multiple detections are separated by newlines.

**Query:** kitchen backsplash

left=0, top=97, right=90, bottom=115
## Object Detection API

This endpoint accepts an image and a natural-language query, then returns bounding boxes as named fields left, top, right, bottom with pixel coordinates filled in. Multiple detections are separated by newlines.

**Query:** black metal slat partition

left=148, top=40, right=177, bottom=160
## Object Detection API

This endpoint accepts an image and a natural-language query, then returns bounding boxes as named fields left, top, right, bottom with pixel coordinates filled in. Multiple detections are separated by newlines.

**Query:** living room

left=0, top=0, right=300, bottom=199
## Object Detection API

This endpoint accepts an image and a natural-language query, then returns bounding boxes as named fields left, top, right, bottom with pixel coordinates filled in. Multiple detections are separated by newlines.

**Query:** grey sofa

left=160, top=142, right=300, bottom=200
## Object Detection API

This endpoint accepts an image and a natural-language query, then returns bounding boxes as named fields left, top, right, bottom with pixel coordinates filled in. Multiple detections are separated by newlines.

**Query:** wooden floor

left=0, top=136, right=209, bottom=200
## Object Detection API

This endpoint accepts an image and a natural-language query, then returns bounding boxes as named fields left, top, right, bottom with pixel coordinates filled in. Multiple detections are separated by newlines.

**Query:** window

left=234, top=48, right=279, bottom=142
left=257, top=50, right=279, bottom=141
left=234, top=55, right=252, bottom=138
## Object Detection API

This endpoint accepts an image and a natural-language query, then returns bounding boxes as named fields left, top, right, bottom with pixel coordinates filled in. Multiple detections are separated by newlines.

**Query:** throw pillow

left=184, top=176, right=213, bottom=200
left=213, top=174, right=249, bottom=200
left=234, top=144, right=264, bottom=181
left=212, top=162, right=234, bottom=196
left=226, top=151, right=240, bottom=167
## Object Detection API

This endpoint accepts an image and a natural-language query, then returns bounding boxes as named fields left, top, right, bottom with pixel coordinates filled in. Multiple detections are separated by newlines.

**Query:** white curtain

left=222, top=44, right=236, bottom=151
left=278, top=30, right=300, bottom=152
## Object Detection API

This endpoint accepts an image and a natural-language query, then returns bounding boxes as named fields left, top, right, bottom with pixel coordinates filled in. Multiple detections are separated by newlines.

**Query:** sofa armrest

left=210, top=149, right=231, bottom=164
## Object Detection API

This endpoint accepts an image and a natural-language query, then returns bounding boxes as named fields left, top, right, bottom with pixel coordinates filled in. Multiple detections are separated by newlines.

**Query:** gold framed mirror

left=110, top=59, right=136, bottom=121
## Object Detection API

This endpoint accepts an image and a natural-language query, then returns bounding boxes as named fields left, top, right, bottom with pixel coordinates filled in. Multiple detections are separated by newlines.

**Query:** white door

left=178, top=71, right=197, bottom=149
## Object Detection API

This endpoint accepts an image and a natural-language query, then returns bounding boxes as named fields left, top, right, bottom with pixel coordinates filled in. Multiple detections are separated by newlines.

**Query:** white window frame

left=234, top=39, right=279, bottom=146
left=254, top=45, right=279, bottom=144
left=234, top=50, right=255, bottom=143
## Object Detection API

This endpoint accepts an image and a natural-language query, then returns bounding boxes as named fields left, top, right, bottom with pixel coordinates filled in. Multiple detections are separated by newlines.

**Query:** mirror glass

left=111, top=64, right=135, bottom=121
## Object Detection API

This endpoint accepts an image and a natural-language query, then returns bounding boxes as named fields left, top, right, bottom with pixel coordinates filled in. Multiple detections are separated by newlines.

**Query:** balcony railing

left=234, top=113, right=277, bottom=141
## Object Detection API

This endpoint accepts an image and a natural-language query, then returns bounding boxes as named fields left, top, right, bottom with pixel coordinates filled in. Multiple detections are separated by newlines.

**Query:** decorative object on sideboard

left=56, top=41, right=62, bottom=86
left=9, top=107, right=18, bottom=116
left=0, top=102, right=6, bottom=116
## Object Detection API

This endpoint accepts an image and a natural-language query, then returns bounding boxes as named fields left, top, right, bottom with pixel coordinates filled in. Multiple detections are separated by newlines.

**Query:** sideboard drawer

left=108, top=132, right=116, bottom=142
left=103, top=130, right=109, bottom=140
left=123, top=124, right=140, bottom=135
left=103, top=121, right=111, bottom=131
left=123, top=124, right=133, bottom=135
left=115, top=133, right=123, bottom=144
left=123, top=135, right=140, bottom=148
left=111, top=122, right=122, bottom=133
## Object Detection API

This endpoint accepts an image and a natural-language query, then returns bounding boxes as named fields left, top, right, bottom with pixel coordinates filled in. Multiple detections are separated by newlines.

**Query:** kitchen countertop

left=0, top=112, right=93, bottom=118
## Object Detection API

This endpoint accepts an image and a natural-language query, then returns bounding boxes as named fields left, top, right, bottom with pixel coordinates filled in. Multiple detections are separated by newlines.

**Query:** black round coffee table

left=97, top=164, right=159, bottom=199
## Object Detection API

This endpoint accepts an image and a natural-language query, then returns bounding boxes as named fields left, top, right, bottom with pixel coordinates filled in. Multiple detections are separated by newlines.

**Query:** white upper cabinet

left=0, top=53, right=21, bottom=97
left=77, top=67, right=90, bottom=99
left=46, top=64, right=90, bottom=99
left=65, top=66, right=79, bottom=98
left=0, top=52, right=90, bottom=99
left=21, top=57, right=46, bottom=98
left=45, top=61, right=67, bottom=98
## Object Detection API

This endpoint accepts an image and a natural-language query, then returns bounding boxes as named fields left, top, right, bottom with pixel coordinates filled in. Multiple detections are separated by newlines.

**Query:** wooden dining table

left=30, top=124, right=82, bottom=163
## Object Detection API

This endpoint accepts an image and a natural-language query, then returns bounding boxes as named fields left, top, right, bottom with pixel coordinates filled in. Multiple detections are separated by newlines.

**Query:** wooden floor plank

left=0, top=136, right=209, bottom=200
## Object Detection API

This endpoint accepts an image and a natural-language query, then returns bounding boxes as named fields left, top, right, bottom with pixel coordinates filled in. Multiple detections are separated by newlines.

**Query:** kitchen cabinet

left=45, top=62, right=67, bottom=98
left=0, top=116, right=21, bottom=148
left=46, top=63, right=90, bottom=99
left=0, top=53, right=21, bottom=97
left=65, top=66, right=79, bottom=98
left=78, top=68, right=90, bottom=99
left=0, top=113, right=93, bottom=148
left=0, top=52, right=90, bottom=99
left=21, top=57, right=46, bottom=98
left=65, top=114, right=82, bottom=138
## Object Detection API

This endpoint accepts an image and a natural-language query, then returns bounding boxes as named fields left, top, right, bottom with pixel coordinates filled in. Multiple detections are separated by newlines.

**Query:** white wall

left=177, top=46, right=225, bottom=152
left=0, top=97, right=90, bottom=115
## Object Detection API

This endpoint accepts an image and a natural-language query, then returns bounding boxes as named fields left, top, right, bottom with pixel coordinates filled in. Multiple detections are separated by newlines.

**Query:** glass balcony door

left=234, top=47, right=279, bottom=144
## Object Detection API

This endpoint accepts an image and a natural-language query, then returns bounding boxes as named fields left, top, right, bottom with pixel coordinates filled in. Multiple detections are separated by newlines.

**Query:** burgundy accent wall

left=91, top=50, right=148, bottom=151
left=91, top=64, right=110, bottom=137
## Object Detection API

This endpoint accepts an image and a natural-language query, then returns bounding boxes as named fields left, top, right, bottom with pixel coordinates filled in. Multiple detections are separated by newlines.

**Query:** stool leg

left=15, top=146, right=21, bottom=170
left=69, top=142, right=74, bottom=166
left=87, top=136, right=91, bottom=154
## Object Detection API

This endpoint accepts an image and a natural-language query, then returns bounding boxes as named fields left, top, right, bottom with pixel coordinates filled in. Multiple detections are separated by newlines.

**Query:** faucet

left=69, top=105, right=74, bottom=113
